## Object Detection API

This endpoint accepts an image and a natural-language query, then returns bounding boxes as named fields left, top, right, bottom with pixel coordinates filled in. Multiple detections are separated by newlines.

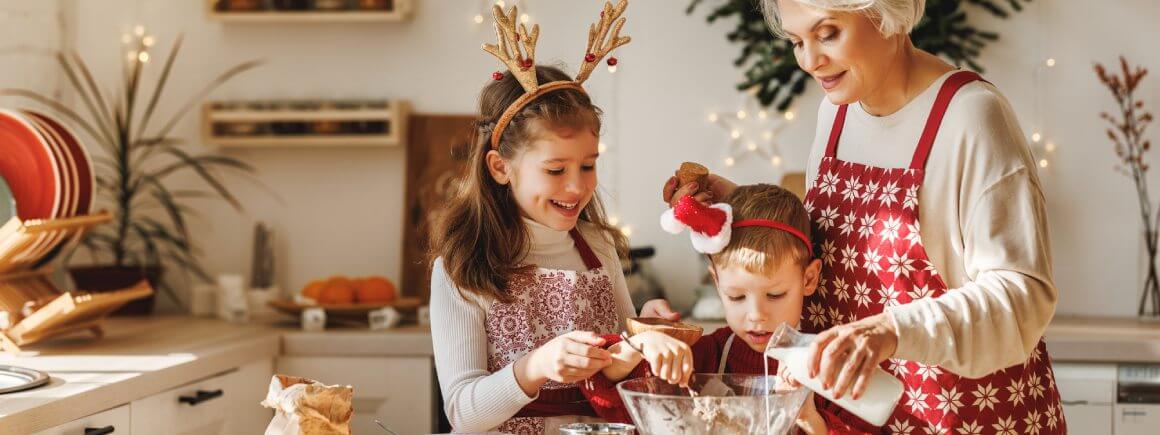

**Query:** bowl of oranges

left=268, top=275, right=420, bottom=321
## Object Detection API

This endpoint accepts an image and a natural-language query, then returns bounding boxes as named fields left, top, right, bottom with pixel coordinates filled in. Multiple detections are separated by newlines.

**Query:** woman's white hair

left=760, top=0, right=926, bottom=38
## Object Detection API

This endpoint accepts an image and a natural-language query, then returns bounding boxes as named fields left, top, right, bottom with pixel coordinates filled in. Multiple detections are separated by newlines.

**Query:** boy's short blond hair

left=710, top=184, right=813, bottom=273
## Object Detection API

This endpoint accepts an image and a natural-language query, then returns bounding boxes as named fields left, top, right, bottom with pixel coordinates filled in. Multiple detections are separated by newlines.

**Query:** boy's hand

left=776, top=359, right=802, bottom=388
left=795, top=392, right=827, bottom=434
left=634, top=331, right=694, bottom=386
left=777, top=362, right=827, bottom=434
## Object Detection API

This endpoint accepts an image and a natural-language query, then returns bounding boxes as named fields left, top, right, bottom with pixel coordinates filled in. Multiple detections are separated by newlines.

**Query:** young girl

left=580, top=184, right=874, bottom=433
left=428, top=7, right=636, bottom=428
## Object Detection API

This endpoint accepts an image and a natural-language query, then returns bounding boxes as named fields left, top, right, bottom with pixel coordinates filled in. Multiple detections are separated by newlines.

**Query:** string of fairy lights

left=707, top=88, right=795, bottom=170
left=1030, top=0, right=1056, bottom=170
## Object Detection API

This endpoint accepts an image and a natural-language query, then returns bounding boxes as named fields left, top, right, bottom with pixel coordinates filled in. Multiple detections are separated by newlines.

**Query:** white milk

left=765, top=345, right=903, bottom=427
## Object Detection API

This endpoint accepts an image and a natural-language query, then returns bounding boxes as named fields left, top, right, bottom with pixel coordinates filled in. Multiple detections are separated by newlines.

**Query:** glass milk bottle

left=764, top=323, right=904, bottom=426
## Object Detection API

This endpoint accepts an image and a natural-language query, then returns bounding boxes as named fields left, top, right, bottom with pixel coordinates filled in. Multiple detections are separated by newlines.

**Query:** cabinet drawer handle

left=178, top=389, right=224, bottom=406
left=84, top=426, right=115, bottom=435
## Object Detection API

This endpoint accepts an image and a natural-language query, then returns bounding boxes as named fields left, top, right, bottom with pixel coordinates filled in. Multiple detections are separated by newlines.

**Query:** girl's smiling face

left=487, top=123, right=600, bottom=231
left=712, top=256, right=821, bottom=352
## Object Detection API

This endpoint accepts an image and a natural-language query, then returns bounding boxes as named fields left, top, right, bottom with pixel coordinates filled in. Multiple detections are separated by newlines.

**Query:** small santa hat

left=660, top=195, right=734, bottom=254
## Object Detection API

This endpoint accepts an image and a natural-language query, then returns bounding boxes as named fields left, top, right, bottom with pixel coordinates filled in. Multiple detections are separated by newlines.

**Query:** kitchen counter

left=1042, top=315, right=1160, bottom=364
left=0, top=315, right=433, bottom=434
left=686, top=315, right=1160, bottom=364
left=2, top=313, right=1156, bottom=433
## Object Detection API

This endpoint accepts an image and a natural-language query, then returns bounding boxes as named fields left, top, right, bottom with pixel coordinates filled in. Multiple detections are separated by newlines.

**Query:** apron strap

left=909, top=70, right=987, bottom=170
left=718, top=333, right=736, bottom=374
left=568, top=229, right=604, bottom=270
left=822, top=104, right=849, bottom=159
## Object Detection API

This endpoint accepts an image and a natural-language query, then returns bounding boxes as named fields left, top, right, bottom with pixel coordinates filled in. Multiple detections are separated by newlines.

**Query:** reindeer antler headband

left=482, top=0, right=631, bottom=149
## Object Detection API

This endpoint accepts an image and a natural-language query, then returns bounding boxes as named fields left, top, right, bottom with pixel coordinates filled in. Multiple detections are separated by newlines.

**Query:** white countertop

left=0, top=315, right=433, bottom=434
left=2, top=313, right=1159, bottom=433
left=686, top=315, right=1160, bottom=364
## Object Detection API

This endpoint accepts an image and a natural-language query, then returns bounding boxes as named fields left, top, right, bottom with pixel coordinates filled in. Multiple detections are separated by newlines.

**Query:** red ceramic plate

left=17, top=112, right=71, bottom=264
left=0, top=110, right=59, bottom=220
left=26, top=111, right=92, bottom=216
left=25, top=114, right=74, bottom=218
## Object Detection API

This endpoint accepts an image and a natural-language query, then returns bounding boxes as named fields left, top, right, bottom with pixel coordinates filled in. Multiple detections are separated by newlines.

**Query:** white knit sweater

left=429, top=218, right=636, bottom=432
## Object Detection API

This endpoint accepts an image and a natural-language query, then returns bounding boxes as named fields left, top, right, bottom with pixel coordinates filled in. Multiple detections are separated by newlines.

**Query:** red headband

left=732, top=219, right=813, bottom=253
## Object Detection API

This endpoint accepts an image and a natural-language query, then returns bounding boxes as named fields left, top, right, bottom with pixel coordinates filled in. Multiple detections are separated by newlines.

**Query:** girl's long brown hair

left=431, top=65, right=628, bottom=303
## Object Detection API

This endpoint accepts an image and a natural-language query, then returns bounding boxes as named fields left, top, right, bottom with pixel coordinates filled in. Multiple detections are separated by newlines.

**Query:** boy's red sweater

left=580, top=327, right=879, bottom=434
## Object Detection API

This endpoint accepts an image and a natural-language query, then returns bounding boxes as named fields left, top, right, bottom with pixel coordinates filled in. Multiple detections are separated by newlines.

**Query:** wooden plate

left=268, top=297, right=421, bottom=321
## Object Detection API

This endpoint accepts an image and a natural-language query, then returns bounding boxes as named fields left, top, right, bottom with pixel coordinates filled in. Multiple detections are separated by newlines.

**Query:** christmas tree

left=687, top=0, right=1032, bottom=111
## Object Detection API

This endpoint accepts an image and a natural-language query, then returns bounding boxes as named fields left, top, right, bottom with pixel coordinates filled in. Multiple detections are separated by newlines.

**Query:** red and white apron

left=486, top=230, right=619, bottom=434
left=801, top=71, right=1066, bottom=434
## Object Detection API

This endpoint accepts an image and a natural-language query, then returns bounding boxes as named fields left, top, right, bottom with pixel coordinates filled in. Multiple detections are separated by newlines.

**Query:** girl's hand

left=517, top=331, right=612, bottom=394
left=661, top=172, right=737, bottom=207
left=639, top=299, right=680, bottom=321
left=807, top=313, right=899, bottom=400
left=634, top=331, right=694, bottom=386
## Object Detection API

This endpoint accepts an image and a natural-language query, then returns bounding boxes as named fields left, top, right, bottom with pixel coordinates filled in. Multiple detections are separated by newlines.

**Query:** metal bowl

left=0, top=364, right=50, bottom=394
left=559, top=422, right=636, bottom=434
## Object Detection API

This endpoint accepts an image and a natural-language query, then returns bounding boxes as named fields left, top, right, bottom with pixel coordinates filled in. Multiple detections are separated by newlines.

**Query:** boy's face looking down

left=711, top=255, right=822, bottom=352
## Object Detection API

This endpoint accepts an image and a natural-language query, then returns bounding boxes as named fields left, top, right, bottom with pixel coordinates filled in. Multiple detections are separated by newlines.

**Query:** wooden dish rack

left=0, top=212, right=153, bottom=353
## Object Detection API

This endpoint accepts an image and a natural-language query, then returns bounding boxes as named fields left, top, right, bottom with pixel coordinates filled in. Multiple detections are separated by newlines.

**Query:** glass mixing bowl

left=616, top=373, right=809, bottom=434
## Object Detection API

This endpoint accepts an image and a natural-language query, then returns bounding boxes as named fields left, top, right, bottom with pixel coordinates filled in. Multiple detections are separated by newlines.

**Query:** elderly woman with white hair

left=652, top=0, right=1066, bottom=432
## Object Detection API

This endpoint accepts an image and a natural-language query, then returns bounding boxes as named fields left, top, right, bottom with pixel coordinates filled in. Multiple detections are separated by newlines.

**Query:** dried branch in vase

left=1095, top=56, right=1157, bottom=316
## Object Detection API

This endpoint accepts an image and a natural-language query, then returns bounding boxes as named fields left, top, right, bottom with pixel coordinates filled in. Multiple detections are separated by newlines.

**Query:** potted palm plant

left=2, top=30, right=261, bottom=313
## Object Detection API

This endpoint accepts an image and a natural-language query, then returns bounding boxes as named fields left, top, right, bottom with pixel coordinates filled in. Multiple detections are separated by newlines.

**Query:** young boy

left=581, top=184, right=870, bottom=433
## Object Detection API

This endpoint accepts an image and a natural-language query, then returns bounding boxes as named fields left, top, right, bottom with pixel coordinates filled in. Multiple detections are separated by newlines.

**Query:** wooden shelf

left=203, top=100, right=409, bottom=148
left=212, top=135, right=398, bottom=148
left=207, top=0, right=412, bottom=23
left=210, top=109, right=396, bottom=122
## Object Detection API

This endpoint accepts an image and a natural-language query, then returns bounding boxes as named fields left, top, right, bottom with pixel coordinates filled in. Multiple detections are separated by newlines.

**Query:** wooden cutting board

left=401, top=114, right=475, bottom=302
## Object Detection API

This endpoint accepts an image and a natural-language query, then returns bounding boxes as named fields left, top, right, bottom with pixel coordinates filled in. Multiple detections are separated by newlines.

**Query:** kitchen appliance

left=623, top=247, right=664, bottom=310
left=690, top=255, right=724, bottom=320
left=1116, top=363, right=1160, bottom=434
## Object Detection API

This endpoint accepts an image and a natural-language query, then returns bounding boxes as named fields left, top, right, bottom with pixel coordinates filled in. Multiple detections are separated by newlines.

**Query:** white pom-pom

left=689, top=204, right=734, bottom=254
left=660, top=208, right=686, bottom=235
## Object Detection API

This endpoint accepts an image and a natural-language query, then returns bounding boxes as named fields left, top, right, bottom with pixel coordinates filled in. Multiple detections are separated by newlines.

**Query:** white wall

left=0, top=1, right=66, bottom=94
left=50, top=0, right=1160, bottom=316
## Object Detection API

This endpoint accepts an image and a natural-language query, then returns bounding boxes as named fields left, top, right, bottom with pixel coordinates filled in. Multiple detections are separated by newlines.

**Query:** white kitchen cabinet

left=32, top=404, right=131, bottom=435
left=276, top=356, right=434, bottom=435
left=130, top=358, right=273, bottom=435
left=1055, top=362, right=1115, bottom=434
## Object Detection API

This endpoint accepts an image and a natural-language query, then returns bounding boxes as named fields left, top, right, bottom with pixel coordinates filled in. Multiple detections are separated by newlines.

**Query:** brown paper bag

left=261, top=374, right=353, bottom=435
